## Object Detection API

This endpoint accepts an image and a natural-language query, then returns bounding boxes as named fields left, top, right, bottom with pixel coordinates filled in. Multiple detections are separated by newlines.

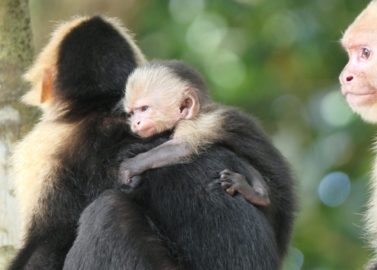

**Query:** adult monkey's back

left=9, top=16, right=296, bottom=270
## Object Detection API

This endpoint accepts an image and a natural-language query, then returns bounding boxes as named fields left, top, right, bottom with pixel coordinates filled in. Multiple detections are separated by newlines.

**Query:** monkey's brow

left=347, top=44, right=370, bottom=51
left=341, top=38, right=364, bottom=49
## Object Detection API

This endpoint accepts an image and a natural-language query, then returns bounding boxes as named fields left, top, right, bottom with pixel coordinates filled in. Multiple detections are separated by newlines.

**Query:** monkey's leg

left=218, top=169, right=271, bottom=207
left=119, top=140, right=192, bottom=185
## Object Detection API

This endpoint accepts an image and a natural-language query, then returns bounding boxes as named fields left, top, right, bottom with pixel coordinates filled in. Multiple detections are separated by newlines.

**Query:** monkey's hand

left=118, top=159, right=143, bottom=188
left=119, top=175, right=142, bottom=193
left=209, top=169, right=271, bottom=207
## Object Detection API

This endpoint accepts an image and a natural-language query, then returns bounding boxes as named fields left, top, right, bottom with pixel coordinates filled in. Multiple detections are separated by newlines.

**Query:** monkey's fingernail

left=226, top=188, right=235, bottom=195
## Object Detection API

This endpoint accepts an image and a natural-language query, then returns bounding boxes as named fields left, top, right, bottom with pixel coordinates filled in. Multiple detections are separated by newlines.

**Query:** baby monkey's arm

left=119, top=140, right=270, bottom=206
left=119, top=111, right=224, bottom=185
left=119, top=108, right=270, bottom=206
left=119, top=139, right=192, bottom=185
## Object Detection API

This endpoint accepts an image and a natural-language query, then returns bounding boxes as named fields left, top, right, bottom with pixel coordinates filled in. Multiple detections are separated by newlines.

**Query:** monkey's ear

left=181, top=89, right=200, bottom=119
left=41, top=69, right=54, bottom=103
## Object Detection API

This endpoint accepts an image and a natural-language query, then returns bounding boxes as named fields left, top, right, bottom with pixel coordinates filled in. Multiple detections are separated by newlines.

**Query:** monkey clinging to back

left=119, top=60, right=271, bottom=207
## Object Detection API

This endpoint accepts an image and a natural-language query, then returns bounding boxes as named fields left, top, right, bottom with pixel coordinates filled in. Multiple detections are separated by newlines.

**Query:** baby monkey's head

left=124, top=60, right=210, bottom=138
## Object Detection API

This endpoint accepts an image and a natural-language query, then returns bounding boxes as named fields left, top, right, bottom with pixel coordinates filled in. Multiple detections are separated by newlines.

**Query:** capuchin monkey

left=9, top=15, right=295, bottom=270
left=340, top=1, right=377, bottom=269
left=119, top=60, right=270, bottom=207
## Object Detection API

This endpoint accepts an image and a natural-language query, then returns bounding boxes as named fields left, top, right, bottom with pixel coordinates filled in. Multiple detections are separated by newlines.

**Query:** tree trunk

left=0, top=0, right=34, bottom=267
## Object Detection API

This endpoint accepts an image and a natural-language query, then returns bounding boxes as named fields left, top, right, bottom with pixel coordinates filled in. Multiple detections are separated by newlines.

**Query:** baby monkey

left=120, top=60, right=270, bottom=206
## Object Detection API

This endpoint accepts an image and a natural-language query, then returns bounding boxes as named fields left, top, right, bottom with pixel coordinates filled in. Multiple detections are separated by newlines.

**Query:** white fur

left=125, top=64, right=187, bottom=111
left=11, top=121, right=75, bottom=236
left=22, top=17, right=89, bottom=108
left=349, top=103, right=377, bottom=124
left=174, top=108, right=225, bottom=154
left=342, top=0, right=377, bottom=257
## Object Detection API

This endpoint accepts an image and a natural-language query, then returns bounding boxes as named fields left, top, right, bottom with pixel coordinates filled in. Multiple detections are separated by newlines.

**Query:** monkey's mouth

left=136, top=128, right=157, bottom=138
left=343, top=90, right=377, bottom=106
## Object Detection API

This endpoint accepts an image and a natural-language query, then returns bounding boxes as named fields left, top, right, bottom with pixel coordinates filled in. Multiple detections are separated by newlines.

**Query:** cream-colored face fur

left=124, top=65, right=190, bottom=136
left=125, top=65, right=187, bottom=112
left=340, top=0, right=377, bottom=123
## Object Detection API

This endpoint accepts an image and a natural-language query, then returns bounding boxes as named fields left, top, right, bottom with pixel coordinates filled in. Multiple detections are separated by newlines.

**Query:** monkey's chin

left=136, top=128, right=157, bottom=138
left=349, top=102, right=377, bottom=123
left=345, top=91, right=377, bottom=106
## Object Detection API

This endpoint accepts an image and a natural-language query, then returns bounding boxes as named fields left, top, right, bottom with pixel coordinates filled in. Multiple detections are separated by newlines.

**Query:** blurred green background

left=28, top=0, right=375, bottom=269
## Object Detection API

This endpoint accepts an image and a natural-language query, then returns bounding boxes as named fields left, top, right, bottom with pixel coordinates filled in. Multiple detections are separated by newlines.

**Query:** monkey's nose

left=132, top=122, right=140, bottom=131
left=340, top=72, right=354, bottom=85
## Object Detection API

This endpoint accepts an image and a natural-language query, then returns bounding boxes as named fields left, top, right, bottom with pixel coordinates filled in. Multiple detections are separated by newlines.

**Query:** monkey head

left=340, top=0, right=377, bottom=123
left=22, top=16, right=145, bottom=119
left=124, top=63, right=200, bottom=138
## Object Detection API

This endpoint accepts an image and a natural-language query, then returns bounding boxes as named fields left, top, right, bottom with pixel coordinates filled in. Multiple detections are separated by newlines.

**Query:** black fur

left=64, top=189, right=183, bottom=270
left=220, top=108, right=296, bottom=256
left=9, top=16, right=295, bottom=270
left=56, top=16, right=138, bottom=121
left=65, top=145, right=281, bottom=270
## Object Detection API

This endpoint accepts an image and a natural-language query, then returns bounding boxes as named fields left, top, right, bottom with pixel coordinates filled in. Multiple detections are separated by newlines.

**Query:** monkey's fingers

left=128, top=175, right=142, bottom=188
left=220, top=181, right=232, bottom=190
left=219, top=169, right=232, bottom=177
left=226, top=187, right=236, bottom=196
left=119, top=170, right=132, bottom=183
left=119, top=175, right=143, bottom=194
left=219, top=169, right=245, bottom=183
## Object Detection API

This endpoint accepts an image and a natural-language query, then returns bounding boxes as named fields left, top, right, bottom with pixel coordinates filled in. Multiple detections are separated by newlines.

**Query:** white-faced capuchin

left=119, top=60, right=271, bottom=207
left=340, top=1, right=377, bottom=269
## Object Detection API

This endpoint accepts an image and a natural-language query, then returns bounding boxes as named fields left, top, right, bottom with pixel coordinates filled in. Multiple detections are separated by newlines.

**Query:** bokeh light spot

left=186, top=13, right=227, bottom=56
left=283, top=247, right=304, bottom=270
left=320, top=90, right=354, bottom=127
left=262, top=11, right=298, bottom=47
left=206, top=50, right=246, bottom=91
left=318, top=172, right=351, bottom=207
left=169, top=0, right=205, bottom=24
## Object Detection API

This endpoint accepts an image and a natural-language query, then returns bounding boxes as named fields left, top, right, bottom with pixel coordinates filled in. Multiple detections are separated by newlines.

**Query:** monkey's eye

left=361, top=47, right=371, bottom=59
left=140, top=106, right=149, bottom=112
left=128, top=111, right=134, bottom=116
